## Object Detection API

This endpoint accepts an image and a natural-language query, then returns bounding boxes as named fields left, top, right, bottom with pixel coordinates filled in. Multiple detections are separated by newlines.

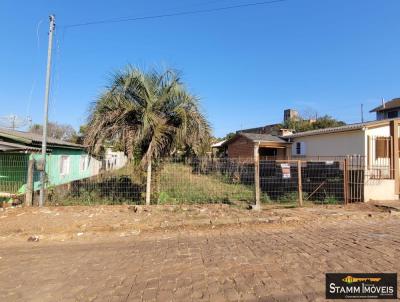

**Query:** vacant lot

left=0, top=205, right=399, bottom=301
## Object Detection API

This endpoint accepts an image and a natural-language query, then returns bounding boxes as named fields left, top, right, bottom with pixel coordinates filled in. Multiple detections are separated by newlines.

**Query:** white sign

left=281, top=163, right=291, bottom=179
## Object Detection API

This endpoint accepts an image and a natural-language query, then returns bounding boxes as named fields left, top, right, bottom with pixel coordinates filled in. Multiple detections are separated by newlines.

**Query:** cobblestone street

left=1, top=216, right=399, bottom=301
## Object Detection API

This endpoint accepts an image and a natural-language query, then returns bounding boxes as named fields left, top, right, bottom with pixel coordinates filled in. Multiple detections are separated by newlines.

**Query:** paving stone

left=0, top=217, right=399, bottom=301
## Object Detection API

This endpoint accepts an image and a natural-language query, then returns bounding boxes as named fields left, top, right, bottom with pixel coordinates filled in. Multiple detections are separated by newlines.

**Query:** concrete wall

left=364, top=179, right=398, bottom=201
left=365, top=125, right=390, bottom=137
left=365, top=125, right=391, bottom=178
left=289, top=130, right=365, bottom=158
left=364, top=125, right=399, bottom=201
left=104, top=148, right=128, bottom=171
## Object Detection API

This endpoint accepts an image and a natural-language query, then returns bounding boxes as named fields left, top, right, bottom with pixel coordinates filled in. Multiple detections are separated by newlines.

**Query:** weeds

left=314, top=195, right=341, bottom=205
left=156, top=163, right=255, bottom=205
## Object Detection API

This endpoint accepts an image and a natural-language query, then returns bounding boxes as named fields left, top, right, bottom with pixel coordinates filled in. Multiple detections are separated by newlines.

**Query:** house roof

left=211, top=140, right=226, bottom=148
left=237, top=123, right=280, bottom=134
left=284, top=119, right=396, bottom=139
left=222, top=132, right=287, bottom=146
left=370, top=98, right=400, bottom=112
left=240, top=132, right=287, bottom=143
left=0, top=141, right=43, bottom=152
left=0, top=127, right=84, bottom=150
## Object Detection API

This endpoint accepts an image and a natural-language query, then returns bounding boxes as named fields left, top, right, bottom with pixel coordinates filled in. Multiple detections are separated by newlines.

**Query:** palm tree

left=84, top=66, right=211, bottom=203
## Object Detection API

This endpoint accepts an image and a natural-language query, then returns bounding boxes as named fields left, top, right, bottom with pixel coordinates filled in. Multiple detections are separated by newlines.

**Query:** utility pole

left=39, top=15, right=55, bottom=207
left=361, top=104, right=364, bottom=123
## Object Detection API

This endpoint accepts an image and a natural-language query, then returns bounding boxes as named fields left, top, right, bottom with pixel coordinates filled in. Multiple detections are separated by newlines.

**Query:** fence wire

left=153, top=157, right=256, bottom=204
left=1, top=153, right=394, bottom=205
left=0, top=154, right=29, bottom=195
left=260, top=160, right=345, bottom=204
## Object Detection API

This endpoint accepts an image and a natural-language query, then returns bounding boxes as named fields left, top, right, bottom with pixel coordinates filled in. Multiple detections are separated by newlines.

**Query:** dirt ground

left=0, top=203, right=399, bottom=301
left=0, top=203, right=389, bottom=243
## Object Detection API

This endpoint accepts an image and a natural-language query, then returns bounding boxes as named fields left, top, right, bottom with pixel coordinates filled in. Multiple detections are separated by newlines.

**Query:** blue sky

left=0, top=0, right=399, bottom=137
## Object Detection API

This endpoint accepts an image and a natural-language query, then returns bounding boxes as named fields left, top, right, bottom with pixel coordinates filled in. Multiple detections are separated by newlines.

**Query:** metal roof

left=223, top=132, right=288, bottom=146
left=211, top=140, right=226, bottom=148
left=284, top=119, right=395, bottom=139
left=370, top=98, right=400, bottom=112
left=0, top=141, right=43, bottom=152
left=239, top=132, right=287, bottom=143
left=0, top=127, right=84, bottom=150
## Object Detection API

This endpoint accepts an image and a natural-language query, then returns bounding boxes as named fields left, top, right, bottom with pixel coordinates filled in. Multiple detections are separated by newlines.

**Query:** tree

left=280, top=115, right=345, bottom=133
left=30, top=122, right=77, bottom=142
left=312, top=115, right=346, bottom=129
left=223, top=132, right=236, bottom=141
left=84, top=66, right=211, bottom=163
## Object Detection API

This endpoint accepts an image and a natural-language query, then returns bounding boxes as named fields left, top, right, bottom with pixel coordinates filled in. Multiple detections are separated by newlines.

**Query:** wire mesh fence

left=45, top=164, right=146, bottom=206
left=1, top=152, right=395, bottom=206
left=153, top=157, right=257, bottom=204
left=0, top=153, right=29, bottom=195
left=260, top=160, right=345, bottom=204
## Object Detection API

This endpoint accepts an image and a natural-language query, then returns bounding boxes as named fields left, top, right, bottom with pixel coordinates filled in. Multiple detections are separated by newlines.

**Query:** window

left=296, top=142, right=301, bottom=155
left=387, top=111, right=398, bottom=119
left=292, top=141, right=306, bottom=156
left=375, top=137, right=390, bottom=159
left=80, top=155, right=89, bottom=171
left=60, top=156, right=70, bottom=176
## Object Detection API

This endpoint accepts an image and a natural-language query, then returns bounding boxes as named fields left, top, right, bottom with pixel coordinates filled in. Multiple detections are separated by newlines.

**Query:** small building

left=283, top=109, right=299, bottom=122
left=0, top=127, right=102, bottom=195
left=285, top=118, right=400, bottom=201
left=222, top=132, right=289, bottom=160
left=370, top=98, right=400, bottom=120
left=104, top=148, right=128, bottom=171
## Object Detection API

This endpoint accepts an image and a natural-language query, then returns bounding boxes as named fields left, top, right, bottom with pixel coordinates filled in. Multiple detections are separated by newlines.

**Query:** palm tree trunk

left=145, top=157, right=152, bottom=205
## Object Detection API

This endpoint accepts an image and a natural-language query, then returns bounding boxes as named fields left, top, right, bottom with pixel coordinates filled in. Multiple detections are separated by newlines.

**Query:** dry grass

left=155, top=163, right=268, bottom=205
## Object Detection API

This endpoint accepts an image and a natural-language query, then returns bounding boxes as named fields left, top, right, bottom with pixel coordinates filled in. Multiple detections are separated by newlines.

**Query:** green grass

left=275, top=192, right=308, bottom=204
left=313, top=195, right=341, bottom=205
left=156, top=163, right=268, bottom=205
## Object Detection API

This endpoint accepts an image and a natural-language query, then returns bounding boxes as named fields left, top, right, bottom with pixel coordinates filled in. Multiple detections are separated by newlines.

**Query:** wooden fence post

left=297, top=160, right=303, bottom=207
left=343, top=158, right=348, bottom=205
left=25, top=159, right=34, bottom=207
left=254, top=143, right=261, bottom=210
left=390, top=120, right=399, bottom=194
left=146, top=161, right=152, bottom=205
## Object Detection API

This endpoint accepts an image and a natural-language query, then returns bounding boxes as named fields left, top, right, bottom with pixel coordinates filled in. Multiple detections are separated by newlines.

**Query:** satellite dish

left=0, top=115, right=32, bottom=130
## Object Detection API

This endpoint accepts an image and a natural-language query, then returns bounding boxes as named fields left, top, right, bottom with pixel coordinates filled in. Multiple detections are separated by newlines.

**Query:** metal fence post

left=25, top=159, right=34, bottom=207
left=297, top=160, right=303, bottom=207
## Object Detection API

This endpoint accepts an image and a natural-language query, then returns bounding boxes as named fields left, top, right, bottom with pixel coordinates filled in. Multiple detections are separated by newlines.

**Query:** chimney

left=382, top=97, right=385, bottom=108
left=279, top=129, right=293, bottom=136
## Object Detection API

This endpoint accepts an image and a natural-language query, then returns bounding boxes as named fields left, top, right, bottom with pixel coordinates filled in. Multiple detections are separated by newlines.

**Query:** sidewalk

left=0, top=202, right=392, bottom=243
left=370, top=200, right=400, bottom=212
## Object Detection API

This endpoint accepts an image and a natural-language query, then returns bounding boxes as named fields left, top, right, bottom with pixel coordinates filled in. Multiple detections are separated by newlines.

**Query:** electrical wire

left=64, top=0, right=288, bottom=28
left=26, top=19, right=44, bottom=119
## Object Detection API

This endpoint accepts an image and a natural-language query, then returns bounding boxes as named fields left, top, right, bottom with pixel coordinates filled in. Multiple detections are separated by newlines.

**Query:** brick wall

left=227, top=136, right=254, bottom=158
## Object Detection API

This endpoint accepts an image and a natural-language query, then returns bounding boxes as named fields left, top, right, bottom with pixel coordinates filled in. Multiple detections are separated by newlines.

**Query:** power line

left=26, top=19, right=44, bottom=118
left=64, top=0, right=288, bottom=29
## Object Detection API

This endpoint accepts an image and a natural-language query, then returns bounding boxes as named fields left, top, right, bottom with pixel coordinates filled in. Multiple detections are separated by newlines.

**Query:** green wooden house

left=0, top=128, right=102, bottom=195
